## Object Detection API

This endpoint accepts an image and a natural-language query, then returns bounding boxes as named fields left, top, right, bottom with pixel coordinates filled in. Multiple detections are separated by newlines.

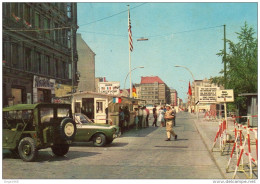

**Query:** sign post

left=216, top=89, right=234, bottom=129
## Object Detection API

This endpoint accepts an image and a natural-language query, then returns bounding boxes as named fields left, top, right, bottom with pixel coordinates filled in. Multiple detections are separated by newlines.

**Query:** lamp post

left=175, top=65, right=196, bottom=114
left=124, top=66, right=144, bottom=97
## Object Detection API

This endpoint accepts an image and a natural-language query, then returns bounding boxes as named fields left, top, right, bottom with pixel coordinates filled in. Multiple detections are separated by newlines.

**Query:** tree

left=210, top=22, right=258, bottom=114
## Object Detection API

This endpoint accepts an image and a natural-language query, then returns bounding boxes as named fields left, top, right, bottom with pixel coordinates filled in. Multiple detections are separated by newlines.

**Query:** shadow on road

left=71, top=142, right=128, bottom=148
left=122, top=127, right=159, bottom=137
left=155, top=145, right=188, bottom=148
left=3, top=149, right=100, bottom=162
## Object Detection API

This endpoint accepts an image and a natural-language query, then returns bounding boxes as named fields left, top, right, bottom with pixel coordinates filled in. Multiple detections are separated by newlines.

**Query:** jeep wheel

left=18, top=137, right=38, bottom=162
left=60, top=118, right=77, bottom=141
left=93, top=133, right=107, bottom=147
left=51, top=144, right=69, bottom=156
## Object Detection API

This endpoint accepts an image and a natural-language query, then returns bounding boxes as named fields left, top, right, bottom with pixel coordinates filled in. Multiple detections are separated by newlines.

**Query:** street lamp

left=124, top=66, right=144, bottom=96
left=174, top=65, right=196, bottom=113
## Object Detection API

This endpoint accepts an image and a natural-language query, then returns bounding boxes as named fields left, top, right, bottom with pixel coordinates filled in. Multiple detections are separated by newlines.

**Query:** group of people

left=119, top=104, right=178, bottom=141
left=119, top=106, right=130, bottom=134
left=134, top=106, right=150, bottom=129
left=152, top=105, right=176, bottom=127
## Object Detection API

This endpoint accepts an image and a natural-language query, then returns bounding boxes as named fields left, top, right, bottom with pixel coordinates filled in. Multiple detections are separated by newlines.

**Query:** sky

left=77, top=2, right=258, bottom=101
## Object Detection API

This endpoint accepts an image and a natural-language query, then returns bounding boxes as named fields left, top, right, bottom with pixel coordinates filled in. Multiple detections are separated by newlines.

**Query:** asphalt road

left=3, top=112, right=223, bottom=179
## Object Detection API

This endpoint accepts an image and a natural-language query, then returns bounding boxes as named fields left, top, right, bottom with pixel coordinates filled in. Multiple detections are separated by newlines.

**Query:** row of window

left=3, top=41, right=71, bottom=79
left=3, top=3, right=72, bottom=47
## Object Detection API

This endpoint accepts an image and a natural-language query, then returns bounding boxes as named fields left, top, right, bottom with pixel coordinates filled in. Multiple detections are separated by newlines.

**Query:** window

left=35, top=52, right=41, bottom=73
left=54, top=59, right=59, bottom=77
left=25, top=47, right=32, bottom=71
left=24, top=4, right=30, bottom=23
left=96, top=102, right=103, bottom=113
left=43, top=17, right=50, bottom=38
left=12, top=88, right=22, bottom=105
left=11, top=43, right=19, bottom=68
left=34, top=12, right=40, bottom=29
left=54, top=23, right=58, bottom=41
left=11, top=3, right=18, bottom=16
left=57, top=108, right=70, bottom=118
left=46, top=56, right=50, bottom=75
left=40, top=108, right=54, bottom=123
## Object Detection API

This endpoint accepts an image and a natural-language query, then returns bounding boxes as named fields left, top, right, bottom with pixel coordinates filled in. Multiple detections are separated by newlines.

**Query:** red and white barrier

left=211, top=120, right=227, bottom=153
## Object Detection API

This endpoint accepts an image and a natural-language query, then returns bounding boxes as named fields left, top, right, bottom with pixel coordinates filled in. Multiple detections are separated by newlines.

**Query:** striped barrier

left=211, top=120, right=228, bottom=154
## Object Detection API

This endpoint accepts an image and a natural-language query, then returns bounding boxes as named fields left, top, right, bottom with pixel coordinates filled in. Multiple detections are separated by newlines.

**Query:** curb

left=193, top=118, right=228, bottom=179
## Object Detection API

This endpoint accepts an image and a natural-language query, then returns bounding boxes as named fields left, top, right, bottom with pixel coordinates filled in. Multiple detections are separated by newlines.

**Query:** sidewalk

left=193, top=113, right=258, bottom=179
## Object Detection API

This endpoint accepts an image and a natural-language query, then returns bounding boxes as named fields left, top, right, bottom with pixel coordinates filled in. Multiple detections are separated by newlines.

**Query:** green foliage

left=210, top=22, right=258, bottom=113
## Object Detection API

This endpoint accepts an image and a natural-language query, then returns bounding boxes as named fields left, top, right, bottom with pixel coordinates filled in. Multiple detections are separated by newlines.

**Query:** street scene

left=2, top=2, right=258, bottom=183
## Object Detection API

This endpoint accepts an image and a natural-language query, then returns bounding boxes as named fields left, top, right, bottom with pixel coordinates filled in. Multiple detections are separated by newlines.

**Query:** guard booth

left=238, top=93, right=258, bottom=127
left=57, top=91, right=144, bottom=126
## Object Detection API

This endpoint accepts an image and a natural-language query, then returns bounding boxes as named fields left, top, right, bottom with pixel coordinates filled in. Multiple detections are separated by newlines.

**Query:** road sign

left=216, top=89, right=234, bottom=102
left=199, top=87, right=218, bottom=103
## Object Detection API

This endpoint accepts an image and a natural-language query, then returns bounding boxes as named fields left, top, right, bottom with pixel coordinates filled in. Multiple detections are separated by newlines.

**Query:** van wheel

left=93, top=133, right=106, bottom=147
left=18, top=137, right=38, bottom=162
left=51, top=144, right=69, bottom=156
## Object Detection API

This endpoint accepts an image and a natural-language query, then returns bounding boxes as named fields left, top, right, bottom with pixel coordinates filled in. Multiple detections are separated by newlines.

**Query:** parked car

left=3, top=103, right=77, bottom=162
left=74, top=113, right=120, bottom=147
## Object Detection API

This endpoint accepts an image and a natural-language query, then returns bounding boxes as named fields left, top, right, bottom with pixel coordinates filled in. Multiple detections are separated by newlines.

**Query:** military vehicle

left=3, top=103, right=77, bottom=162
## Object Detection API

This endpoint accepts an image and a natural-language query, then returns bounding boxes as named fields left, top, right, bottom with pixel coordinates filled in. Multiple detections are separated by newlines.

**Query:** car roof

left=3, top=103, right=71, bottom=112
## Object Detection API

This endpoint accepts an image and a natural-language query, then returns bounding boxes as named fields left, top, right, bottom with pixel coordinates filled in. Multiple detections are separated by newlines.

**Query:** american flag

left=128, top=10, right=133, bottom=52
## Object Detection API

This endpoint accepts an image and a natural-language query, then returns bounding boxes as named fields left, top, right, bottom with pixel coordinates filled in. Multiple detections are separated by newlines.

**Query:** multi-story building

left=140, top=76, right=170, bottom=106
left=2, top=3, right=78, bottom=106
left=77, top=33, right=95, bottom=92
left=170, top=89, right=178, bottom=106
left=95, top=77, right=106, bottom=92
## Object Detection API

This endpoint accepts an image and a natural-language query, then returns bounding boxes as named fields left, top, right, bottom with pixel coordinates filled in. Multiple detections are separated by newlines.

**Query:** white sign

left=98, top=82, right=120, bottom=95
left=216, top=89, right=234, bottom=102
left=199, top=87, right=218, bottom=103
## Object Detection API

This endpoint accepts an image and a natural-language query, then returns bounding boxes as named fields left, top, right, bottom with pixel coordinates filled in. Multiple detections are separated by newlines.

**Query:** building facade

left=2, top=3, right=78, bottom=106
left=170, top=89, right=178, bottom=106
left=77, top=33, right=95, bottom=92
left=140, top=76, right=170, bottom=106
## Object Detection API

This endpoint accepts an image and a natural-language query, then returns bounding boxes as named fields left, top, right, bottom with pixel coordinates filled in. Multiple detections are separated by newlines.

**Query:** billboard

left=198, top=87, right=218, bottom=103
left=98, top=82, right=120, bottom=95
left=216, top=89, right=234, bottom=102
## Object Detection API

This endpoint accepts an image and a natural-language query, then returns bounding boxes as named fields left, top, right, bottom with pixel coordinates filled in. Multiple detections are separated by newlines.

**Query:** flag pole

left=128, top=5, right=132, bottom=98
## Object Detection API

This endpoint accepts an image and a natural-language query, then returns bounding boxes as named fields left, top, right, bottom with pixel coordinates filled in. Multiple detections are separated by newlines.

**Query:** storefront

left=33, top=75, right=55, bottom=103
left=3, top=73, right=32, bottom=107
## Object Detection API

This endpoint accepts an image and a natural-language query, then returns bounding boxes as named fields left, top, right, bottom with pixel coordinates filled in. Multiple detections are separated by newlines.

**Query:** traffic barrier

left=211, top=120, right=228, bottom=154
left=224, top=117, right=258, bottom=179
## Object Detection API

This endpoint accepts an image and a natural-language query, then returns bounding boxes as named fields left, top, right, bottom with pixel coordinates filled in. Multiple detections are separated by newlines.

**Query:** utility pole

left=223, top=24, right=226, bottom=89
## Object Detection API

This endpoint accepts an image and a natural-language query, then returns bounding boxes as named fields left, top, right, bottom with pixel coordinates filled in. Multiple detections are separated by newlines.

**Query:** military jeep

left=3, top=103, right=77, bottom=162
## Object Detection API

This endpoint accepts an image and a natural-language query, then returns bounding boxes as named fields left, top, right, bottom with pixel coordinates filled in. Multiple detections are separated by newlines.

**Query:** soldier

left=164, top=105, right=177, bottom=141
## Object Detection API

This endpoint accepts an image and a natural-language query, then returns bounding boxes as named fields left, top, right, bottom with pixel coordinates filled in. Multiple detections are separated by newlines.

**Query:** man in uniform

left=164, top=105, right=177, bottom=141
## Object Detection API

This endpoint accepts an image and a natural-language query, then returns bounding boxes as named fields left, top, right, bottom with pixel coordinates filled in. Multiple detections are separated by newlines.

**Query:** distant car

left=74, top=113, right=120, bottom=147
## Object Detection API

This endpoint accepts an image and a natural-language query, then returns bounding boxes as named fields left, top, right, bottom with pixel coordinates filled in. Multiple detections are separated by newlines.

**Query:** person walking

left=144, top=106, right=150, bottom=127
left=138, top=106, right=143, bottom=129
left=172, top=105, right=176, bottom=126
left=164, top=105, right=177, bottom=141
left=158, top=106, right=165, bottom=127
left=119, top=107, right=125, bottom=134
left=152, top=105, right=158, bottom=127
left=124, top=106, right=130, bottom=130
left=134, top=108, right=139, bottom=130
left=142, top=106, right=147, bottom=128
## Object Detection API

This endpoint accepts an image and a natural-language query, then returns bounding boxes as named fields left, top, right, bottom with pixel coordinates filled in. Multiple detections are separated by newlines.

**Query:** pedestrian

left=164, top=104, right=177, bottom=141
left=138, top=106, right=143, bottom=129
left=119, top=107, right=125, bottom=134
left=172, top=105, right=176, bottom=126
left=134, top=108, right=139, bottom=130
left=124, top=106, right=130, bottom=130
left=158, top=106, right=165, bottom=127
left=142, top=106, right=147, bottom=128
left=144, top=106, right=150, bottom=127
left=152, top=105, right=158, bottom=127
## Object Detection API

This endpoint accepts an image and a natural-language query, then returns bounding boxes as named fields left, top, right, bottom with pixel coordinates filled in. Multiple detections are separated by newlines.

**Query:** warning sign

left=216, top=89, right=234, bottom=102
left=199, top=87, right=218, bottom=103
